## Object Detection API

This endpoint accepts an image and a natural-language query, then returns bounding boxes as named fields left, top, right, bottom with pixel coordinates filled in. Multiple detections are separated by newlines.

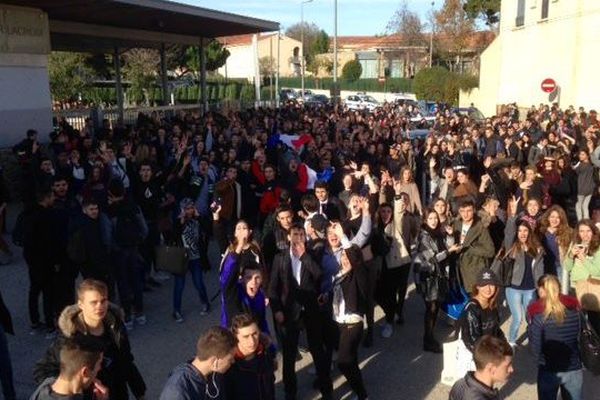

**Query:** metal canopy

left=2, top=0, right=279, bottom=51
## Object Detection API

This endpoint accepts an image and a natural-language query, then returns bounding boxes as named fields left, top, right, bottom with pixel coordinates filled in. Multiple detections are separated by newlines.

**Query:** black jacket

left=334, top=264, right=369, bottom=318
left=33, top=304, right=146, bottom=400
left=0, top=290, right=13, bottom=335
left=224, top=337, right=275, bottom=400
left=268, top=250, right=322, bottom=321
left=459, top=299, right=505, bottom=352
left=449, top=371, right=500, bottom=400
left=23, top=204, right=61, bottom=269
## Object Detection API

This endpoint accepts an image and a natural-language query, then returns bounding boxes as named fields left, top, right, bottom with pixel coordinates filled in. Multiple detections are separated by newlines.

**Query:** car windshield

left=362, top=96, right=377, bottom=103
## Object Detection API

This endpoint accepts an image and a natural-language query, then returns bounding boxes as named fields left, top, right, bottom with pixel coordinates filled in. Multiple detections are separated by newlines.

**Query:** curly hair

left=573, top=219, right=600, bottom=255
left=538, top=205, right=573, bottom=251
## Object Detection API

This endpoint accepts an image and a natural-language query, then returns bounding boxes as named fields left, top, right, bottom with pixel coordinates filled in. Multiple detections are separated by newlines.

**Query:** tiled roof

left=217, top=32, right=279, bottom=47
left=330, top=31, right=495, bottom=52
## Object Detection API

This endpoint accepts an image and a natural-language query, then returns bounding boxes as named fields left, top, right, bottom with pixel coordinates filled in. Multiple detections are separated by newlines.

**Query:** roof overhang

left=0, top=0, right=279, bottom=52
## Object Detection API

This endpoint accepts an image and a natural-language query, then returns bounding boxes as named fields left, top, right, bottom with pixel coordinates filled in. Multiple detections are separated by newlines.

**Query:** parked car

left=296, top=89, right=313, bottom=102
left=451, top=107, right=486, bottom=123
left=280, top=88, right=298, bottom=101
left=304, top=94, right=330, bottom=107
left=391, top=92, right=418, bottom=102
left=345, top=93, right=380, bottom=112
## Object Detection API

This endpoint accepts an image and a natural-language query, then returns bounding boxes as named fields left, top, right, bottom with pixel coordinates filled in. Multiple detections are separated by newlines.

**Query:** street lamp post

left=333, top=0, right=338, bottom=102
left=301, top=0, right=313, bottom=100
left=429, top=1, right=434, bottom=68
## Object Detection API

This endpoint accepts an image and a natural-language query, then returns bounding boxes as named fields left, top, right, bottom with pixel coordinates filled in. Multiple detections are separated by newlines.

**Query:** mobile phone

left=210, top=197, right=222, bottom=213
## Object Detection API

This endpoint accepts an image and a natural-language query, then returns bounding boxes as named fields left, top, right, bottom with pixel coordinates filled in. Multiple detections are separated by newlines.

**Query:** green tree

left=185, top=40, right=231, bottom=76
left=413, top=66, right=477, bottom=105
left=311, top=30, right=330, bottom=55
left=122, top=48, right=160, bottom=105
left=342, top=59, right=363, bottom=82
left=435, top=0, right=476, bottom=72
left=463, top=0, right=501, bottom=27
left=386, top=0, right=427, bottom=78
left=48, top=52, right=94, bottom=103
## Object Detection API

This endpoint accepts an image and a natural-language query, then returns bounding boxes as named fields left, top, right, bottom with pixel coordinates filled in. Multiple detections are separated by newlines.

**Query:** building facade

left=217, top=33, right=302, bottom=81
left=460, top=0, right=600, bottom=117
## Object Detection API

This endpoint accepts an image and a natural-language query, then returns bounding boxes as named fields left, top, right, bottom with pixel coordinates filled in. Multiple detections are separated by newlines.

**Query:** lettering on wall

left=0, top=5, right=50, bottom=54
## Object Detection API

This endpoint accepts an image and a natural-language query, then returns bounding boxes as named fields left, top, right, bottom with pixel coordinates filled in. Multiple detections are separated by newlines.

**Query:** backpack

left=114, top=207, right=145, bottom=247
left=12, top=209, right=33, bottom=247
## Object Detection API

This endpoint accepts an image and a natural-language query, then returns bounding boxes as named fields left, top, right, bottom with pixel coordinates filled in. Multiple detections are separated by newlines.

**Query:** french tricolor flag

left=267, top=133, right=313, bottom=152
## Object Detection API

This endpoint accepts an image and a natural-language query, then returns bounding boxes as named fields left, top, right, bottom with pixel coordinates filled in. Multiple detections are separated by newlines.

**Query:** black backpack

left=114, top=207, right=145, bottom=248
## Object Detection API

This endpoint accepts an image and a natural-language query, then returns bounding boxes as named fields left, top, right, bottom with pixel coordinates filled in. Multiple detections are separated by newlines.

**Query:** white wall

left=461, top=0, right=600, bottom=114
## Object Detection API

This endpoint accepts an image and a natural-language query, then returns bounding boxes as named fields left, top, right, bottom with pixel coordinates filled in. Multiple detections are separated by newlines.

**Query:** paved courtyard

left=1, top=236, right=599, bottom=400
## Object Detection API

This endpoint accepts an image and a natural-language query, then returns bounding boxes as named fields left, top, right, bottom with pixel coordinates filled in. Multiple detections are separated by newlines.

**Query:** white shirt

left=290, top=247, right=302, bottom=285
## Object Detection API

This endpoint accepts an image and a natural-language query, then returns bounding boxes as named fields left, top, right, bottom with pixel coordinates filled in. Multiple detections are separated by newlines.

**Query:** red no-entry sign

left=541, top=78, right=557, bottom=93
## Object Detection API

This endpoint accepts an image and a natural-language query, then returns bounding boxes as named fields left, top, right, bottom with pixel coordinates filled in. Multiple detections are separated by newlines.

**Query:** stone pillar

left=0, top=4, right=52, bottom=146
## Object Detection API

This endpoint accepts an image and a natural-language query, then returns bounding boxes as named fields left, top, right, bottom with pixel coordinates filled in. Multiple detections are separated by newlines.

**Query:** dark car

left=451, top=107, right=485, bottom=123
left=305, top=94, right=330, bottom=107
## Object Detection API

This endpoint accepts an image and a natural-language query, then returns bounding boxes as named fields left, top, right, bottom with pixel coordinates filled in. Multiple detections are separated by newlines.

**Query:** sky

left=177, top=0, right=438, bottom=36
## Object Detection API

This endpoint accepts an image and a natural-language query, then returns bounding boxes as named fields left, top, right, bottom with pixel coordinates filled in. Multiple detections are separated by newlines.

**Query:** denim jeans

left=506, top=287, right=536, bottom=343
left=0, top=324, right=16, bottom=400
left=575, top=195, right=591, bottom=221
left=537, top=368, right=583, bottom=400
left=173, top=258, right=209, bottom=313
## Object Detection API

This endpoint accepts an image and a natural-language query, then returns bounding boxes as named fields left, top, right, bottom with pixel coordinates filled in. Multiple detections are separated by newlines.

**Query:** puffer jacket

left=449, top=371, right=500, bottom=400
left=527, top=295, right=582, bottom=372
left=33, top=304, right=146, bottom=400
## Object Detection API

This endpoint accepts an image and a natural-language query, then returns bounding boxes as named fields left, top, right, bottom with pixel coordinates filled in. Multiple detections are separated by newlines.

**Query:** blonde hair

left=538, top=275, right=566, bottom=324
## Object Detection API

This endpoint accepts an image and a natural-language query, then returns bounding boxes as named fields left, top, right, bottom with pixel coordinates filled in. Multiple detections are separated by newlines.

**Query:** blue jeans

left=173, top=258, right=209, bottom=313
left=537, top=369, right=583, bottom=400
left=506, top=287, right=536, bottom=343
left=0, top=324, right=15, bottom=400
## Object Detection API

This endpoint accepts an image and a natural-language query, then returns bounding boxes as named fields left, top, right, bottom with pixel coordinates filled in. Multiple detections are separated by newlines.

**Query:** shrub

left=413, top=67, right=478, bottom=105
left=341, top=59, right=363, bottom=82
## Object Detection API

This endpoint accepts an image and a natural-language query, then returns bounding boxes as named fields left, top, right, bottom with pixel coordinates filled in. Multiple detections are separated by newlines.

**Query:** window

left=541, top=0, right=549, bottom=19
left=516, top=0, right=525, bottom=26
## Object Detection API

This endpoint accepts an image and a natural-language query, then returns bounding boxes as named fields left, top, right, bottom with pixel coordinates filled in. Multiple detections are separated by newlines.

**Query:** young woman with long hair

left=397, top=167, right=423, bottom=215
left=214, top=208, right=264, bottom=328
left=459, top=269, right=505, bottom=352
left=413, top=208, right=461, bottom=352
left=564, top=219, right=600, bottom=335
left=538, top=205, right=573, bottom=293
left=527, top=275, right=583, bottom=400
left=504, top=200, right=545, bottom=347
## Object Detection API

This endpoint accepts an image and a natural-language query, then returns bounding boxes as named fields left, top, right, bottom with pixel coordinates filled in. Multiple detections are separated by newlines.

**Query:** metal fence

left=53, top=100, right=279, bottom=131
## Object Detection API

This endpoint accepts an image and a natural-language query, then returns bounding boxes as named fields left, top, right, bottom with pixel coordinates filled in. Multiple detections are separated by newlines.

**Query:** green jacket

left=564, top=247, right=600, bottom=283
left=453, top=218, right=495, bottom=293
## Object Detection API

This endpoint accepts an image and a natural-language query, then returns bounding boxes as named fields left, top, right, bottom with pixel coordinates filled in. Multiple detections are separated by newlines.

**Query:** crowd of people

left=0, top=98, right=599, bottom=400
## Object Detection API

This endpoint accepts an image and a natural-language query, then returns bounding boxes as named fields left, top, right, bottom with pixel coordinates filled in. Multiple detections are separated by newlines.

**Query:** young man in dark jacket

left=24, top=188, right=60, bottom=336
left=269, top=224, right=333, bottom=400
left=159, top=326, right=236, bottom=400
left=0, top=289, right=15, bottom=400
left=106, top=180, right=148, bottom=329
left=33, top=279, right=146, bottom=400
left=449, top=335, right=514, bottom=400
left=30, top=339, right=107, bottom=400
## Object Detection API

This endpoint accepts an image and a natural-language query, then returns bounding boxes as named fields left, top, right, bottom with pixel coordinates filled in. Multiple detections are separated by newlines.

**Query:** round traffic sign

left=541, top=78, right=556, bottom=93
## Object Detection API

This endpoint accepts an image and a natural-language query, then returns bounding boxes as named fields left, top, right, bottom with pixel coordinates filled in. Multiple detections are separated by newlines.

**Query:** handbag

left=580, top=312, right=600, bottom=375
left=441, top=281, right=469, bottom=321
left=440, top=330, right=475, bottom=386
left=155, top=245, right=188, bottom=276
left=576, top=277, right=600, bottom=312
left=490, top=248, right=513, bottom=287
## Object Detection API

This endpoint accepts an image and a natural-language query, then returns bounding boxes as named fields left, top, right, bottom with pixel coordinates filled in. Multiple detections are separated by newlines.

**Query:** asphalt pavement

left=1, top=236, right=599, bottom=400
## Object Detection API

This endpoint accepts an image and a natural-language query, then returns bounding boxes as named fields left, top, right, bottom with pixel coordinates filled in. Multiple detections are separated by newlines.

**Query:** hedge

left=413, top=67, right=478, bottom=106
left=278, top=77, right=413, bottom=93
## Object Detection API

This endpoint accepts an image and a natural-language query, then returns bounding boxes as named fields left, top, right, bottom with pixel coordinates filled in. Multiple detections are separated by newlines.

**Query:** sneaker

left=200, top=303, right=210, bottom=316
left=29, top=323, right=43, bottom=335
left=45, top=328, right=57, bottom=340
left=135, top=314, right=147, bottom=325
left=124, top=317, right=134, bottom=331
left=154, top=270, right=171, bottom=281
left=381, top=323, right=393, bottom=338
left=173, top=311, right=184, bottom=323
